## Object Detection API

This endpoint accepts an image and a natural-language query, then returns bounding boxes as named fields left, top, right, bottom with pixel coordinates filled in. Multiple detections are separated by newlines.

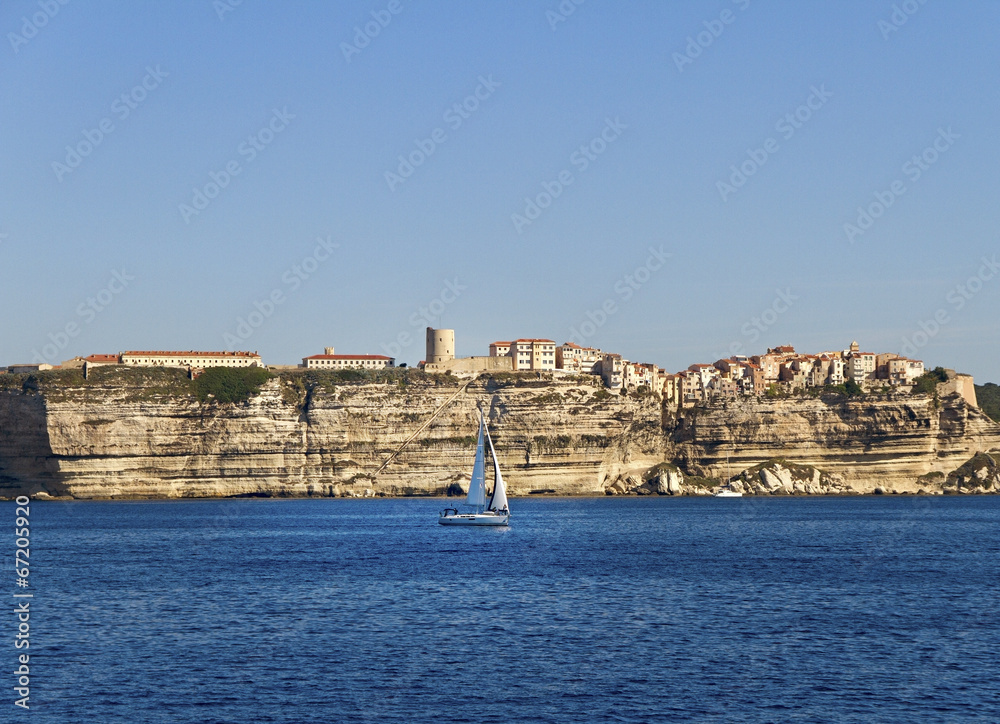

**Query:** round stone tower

left=426, top=328, right=455, bottom=365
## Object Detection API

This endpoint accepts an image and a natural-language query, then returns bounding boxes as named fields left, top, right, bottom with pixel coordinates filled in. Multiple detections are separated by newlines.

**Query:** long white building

left=121, top=350, right=262, bottom=368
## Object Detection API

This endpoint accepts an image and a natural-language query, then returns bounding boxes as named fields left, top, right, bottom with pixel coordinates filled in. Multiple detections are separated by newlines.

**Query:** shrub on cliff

left=975, top=382, right=1000, bottom=423
left=195, top=366, right=273, bottom=404
left=822, top=381, right=864, bottom=397
left=913, top=367, right=949, bottom=395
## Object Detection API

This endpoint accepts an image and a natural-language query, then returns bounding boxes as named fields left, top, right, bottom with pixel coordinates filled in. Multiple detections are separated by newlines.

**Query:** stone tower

left=425, top=328, right=455, bottom=365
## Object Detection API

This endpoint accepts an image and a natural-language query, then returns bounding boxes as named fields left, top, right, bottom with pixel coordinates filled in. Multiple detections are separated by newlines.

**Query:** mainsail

left=484, top=425, right=508, bottom=512
left=465, top=412, right=487, bottom=508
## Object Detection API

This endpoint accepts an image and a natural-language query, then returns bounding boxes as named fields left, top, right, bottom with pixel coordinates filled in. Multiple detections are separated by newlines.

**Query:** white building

left=302, top=346, right=395, bottom=369
left=121, top=351, right=262, bottom=369
left=488, top=341, right=512, bottom=358
left=556, top=342, right=603, bottom=374
left=491, top=339, right=556, bottom=371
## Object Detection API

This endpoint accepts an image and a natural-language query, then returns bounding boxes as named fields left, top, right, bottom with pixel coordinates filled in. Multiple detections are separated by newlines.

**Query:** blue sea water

left=7, top=496, right=1000, bottom=723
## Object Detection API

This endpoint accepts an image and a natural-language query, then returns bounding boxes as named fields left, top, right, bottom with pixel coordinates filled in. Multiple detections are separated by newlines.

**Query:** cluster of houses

left=661, top=341, right=925, bottom=406
left=475, top=335, right=924, bottom=404
left=2, top=334, right=925, bottom=407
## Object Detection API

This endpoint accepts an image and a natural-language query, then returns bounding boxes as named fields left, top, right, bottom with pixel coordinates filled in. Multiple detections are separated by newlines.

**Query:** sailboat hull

left=438, top=512, right=509, bottom=526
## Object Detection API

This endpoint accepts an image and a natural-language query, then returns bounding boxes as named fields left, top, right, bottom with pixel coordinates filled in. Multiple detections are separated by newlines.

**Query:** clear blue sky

left=2, top=1, right=998, bottom=381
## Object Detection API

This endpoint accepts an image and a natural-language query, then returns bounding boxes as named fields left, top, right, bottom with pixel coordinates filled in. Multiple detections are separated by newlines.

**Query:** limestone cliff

left=668, top=390, right=1000, bottom=493
left=0, top=370, right=665, bottom=499
left=0, top=369, right=998, bottom=499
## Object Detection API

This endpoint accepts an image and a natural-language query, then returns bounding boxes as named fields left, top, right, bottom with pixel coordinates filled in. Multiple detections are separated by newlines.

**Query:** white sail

left=484, top=424, right=509, bottom=513
left=465, top=412, right=487, bottom=508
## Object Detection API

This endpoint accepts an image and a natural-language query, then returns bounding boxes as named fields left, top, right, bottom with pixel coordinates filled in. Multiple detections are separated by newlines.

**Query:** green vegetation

left=563, top=374, right=601, bottom=387
left=844, top=380, right=864, bottom=396
left=531, top=434, right=573, bottom=449
left=529, top=392, right=564, bottom=405
left=0, top=366, right=196, bottom=402
left=816, top=380, right=865, bottom=397
left=916, top=471, right=946, bottom=485
left=479, top=371, right=554, bottom=389
left=0, top=368, right=85, bottom=392
left=643, top=461, right=681, bottom=482
left=764, top=383, right=785, bottom=398
left=913, top=366, right=949, bottom=395
left=418, top=435, right=477, bottom=447
left=195, top=366, right=273, bottom=404
left=975, top=382, right=1000, bottom=423
left=683, top=475, right=719, bottom=489
left=591, top=389, right=613, bottom=403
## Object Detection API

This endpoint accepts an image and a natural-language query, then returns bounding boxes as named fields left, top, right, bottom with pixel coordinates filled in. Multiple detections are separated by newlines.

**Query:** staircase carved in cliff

left=373, top=376, right=478, bottom=476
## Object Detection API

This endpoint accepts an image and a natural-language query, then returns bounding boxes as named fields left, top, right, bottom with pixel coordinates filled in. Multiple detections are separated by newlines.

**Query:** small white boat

left=713, top=455, right=743, bottom=497
left=439, top=409, right=509, bottom=526
left=713, top=488, right=743, bottom=498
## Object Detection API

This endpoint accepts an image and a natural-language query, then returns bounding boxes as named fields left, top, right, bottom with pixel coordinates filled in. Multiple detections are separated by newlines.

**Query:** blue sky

left=2, top=1, right=998, bottom=380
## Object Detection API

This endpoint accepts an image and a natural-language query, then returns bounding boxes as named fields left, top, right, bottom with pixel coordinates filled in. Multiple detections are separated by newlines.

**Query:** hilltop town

left=2, top=327, right=976, bottom=407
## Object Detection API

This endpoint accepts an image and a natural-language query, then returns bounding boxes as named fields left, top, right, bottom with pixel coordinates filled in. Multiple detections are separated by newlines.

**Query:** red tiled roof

left=513, top=338, right=555, bottom=343
left=123, top=350, right=260, bottom=358
left=561, top=342, right=581, bottom=348
left=304, top=354, right=393, bottom=360
left=490, top=341, right=512, bottom=346
left=85, top=354, right=120, bottom=363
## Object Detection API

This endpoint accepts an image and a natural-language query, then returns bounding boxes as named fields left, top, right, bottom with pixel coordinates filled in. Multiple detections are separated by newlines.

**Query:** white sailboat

left=439, top=409, right=510, bottom=526
left=714, top=454, right=743, bottom=497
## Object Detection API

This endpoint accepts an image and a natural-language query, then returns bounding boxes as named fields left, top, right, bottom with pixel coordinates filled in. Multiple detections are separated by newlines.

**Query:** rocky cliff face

left=0, top=371, right=665, bottom=499
left=668, top=391, right=1000, bottom=492
left=0, top=370, right=998, bottom=499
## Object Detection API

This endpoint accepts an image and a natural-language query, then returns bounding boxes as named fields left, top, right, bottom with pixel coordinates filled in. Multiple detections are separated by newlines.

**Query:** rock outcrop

left=943, top=452, right=1000, bottom=494
left=1, top=368, right=999, bottom=499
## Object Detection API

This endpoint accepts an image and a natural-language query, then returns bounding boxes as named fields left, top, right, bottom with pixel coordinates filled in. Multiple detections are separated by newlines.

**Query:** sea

left=7, top=495, right=1000, bottom=723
